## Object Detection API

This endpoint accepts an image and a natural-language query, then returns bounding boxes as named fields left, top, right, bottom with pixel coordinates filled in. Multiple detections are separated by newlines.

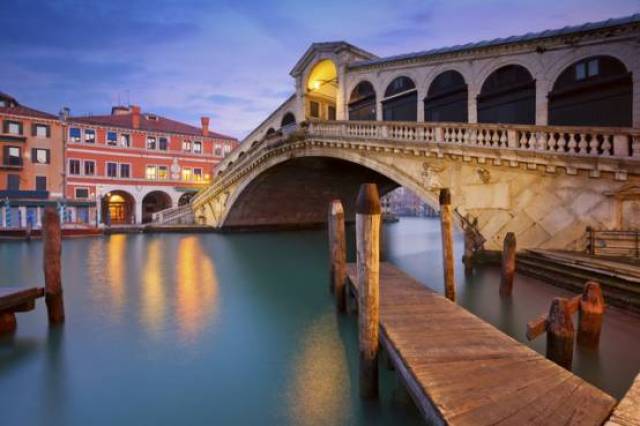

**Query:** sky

left=1, top=0, right=638, bottom=139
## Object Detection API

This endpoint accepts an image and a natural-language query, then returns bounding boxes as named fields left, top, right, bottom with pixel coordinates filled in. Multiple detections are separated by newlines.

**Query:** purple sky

left=1, top=0, right=638, bottom=139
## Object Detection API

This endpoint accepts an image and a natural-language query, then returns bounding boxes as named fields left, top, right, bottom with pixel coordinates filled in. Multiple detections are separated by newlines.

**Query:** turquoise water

left=0, top=218, right=639, bottom=425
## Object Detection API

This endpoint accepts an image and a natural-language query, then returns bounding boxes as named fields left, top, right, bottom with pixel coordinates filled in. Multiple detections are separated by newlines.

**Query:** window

left=107, top=131, right=118, bottom=146
left=120, top=133, right=130, bottom=147
left=69, top=127, right=81, bottom=143
left=84, top=129, right=96, bottom=143
left=193, top=141, right=202, bottom=154
left=214, top=145, right=222, bottom=156
left=7, top=174, right=20, bottom=190
left=75, top=188, right=89, bottom=199
left=33, top=124, right=50, bottom=138
left=310, top=101, right=320, bottom=118
left=147, top=136, right=157, bottom=150
left=106, top=162, right=118, bottom=177
left=31, top=148, right=50, bottom=164
left=193, top=168, right=203, bottom=181
left=159, top=137, right=168, bottom=151
left=3, top=146, right=22, bottom=166
left=120, top=164, right=130, bottom=178
left=328, top=105, right=336, bottom=120
left=4, top=120, right=22, bottom=135
left=182, top=140, right=192, bottom=152
left=35, top=176, right=47, bottom=191
left=588, top=59, right=599, bottom=77
left=69, top=159, right=81, bottom=175
left=84, top=160, right=95, bottom=176
left=158, top=165, right=169, bottom=180
left=182, top=168, right=192, bottom=181
left=145, top=165, right=157, bottom=180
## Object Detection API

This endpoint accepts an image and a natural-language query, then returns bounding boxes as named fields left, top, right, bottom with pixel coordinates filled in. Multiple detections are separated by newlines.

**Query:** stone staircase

left=152, top=204, right=195, bottom=225
left=517, top=249, right=640, bottom=313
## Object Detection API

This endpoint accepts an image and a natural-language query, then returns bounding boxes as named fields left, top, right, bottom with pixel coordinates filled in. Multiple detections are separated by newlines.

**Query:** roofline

left=0, top=109, right=59, bottom=122
left=239, top=94, right=296, bottom=145
left=290, top=41, right=378, bottom=77
left=350, top=13, right=640, bottom=70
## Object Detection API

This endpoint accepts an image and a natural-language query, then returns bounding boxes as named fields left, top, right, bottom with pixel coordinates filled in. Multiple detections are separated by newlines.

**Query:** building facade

left=0, top=92, right=66, bottom=228
left=66, top=106, right=237, bottom=225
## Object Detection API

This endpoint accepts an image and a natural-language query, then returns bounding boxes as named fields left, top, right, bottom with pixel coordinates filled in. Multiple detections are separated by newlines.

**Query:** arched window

left=266, top=128, right=276, bottom=136
left=281, top=113, right=296, bottom=127
left=477, top=65, right=535, bottom=124
left=425, top=70, right=468, bottom=122
left=348, top=81, right=377, bottom=121
left=549, top=56, right=632, bottom=127
left=382, top=76, right=417, bottom=121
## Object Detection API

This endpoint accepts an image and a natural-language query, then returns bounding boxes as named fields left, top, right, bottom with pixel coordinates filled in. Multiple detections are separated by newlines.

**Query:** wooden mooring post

left=328, top=199, right=347, bottom=312
left=527, top=281, right=605, bottom=368
left=499, top=232, right=516, bottom=297
left=439, top=188, right=455, bottom=302
left=43, top=207, right=65, bottom=324
left=356, top=183, right=381, bottom=399
left=463, top=225, right=474, bottom=276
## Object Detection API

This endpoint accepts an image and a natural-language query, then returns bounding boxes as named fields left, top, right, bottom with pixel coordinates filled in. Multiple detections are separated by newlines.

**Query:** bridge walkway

left=346, top=262, right=616, bottom=425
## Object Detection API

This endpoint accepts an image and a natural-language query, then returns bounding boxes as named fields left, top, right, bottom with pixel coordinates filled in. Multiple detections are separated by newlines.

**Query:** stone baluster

left=499, top=130, right=507, bottom=148
left=527, top=132, right=536, bottom=151
left=547, top=132, right=557, bottom=152
left=633, top=134, right=640, bottom=158
left=567, top=133, right=577, bottom=154
left=602, top=134, right=613, bottom=156
left=537, top=132, right=547, bottom=151
left=578, top=133, right=588, bottom=154
left=491, top=130, right=499, bottom=147
left=477, top=129, right=485, bottom=146
left=588, top=134, right=600, bottom=156
left=556, top=133, right=566, bottom=153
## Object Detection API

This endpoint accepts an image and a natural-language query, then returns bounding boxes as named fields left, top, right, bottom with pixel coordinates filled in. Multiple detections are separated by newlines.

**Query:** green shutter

left=31, top=148, right=37, bottom=163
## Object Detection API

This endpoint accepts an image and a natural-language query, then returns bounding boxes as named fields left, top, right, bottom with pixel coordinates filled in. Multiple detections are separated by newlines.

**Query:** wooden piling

left=577, top=281, right=605, bottom=349
left=439, top=188, right=455, bottom=302
left=328, top=199, right=347, bottom=312
left=42, top=207, right=65, bottom=324
left=356, top=183, right=381, bottom=399
left=0, top=312, right=17, bottom=334
left=499, top=232, right=516, bottom=297
left=463, top=225, right=474, bottom=276
left=546, top=298, right=574, bottom=370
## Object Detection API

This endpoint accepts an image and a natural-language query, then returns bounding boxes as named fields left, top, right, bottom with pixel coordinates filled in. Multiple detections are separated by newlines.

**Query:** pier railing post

left=43, top=207, right=65, bottom=324
left=356, top=183, right=381, bottom=399
left=577, top=281, right=604, bottom=348
left=439, top=188, right=456, bottom=302
left=328, top=199, right=347, bottom=312
left=546, top=298, right=574, bottom=370
left=499, top=232, right=516, bottom=297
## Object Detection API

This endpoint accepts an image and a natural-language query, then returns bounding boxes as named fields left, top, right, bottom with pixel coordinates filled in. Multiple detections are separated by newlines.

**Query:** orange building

left=66, top=105, right=237, bottom=224
left=0, top=92, right=66, bottom=228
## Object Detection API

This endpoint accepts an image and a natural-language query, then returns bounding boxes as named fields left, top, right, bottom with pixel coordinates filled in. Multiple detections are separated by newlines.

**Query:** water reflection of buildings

left=175, top=236, right=218, bottom=343
left=141, top=238, right=166, bottom=336
left=382, top=187, right=438, bottom=218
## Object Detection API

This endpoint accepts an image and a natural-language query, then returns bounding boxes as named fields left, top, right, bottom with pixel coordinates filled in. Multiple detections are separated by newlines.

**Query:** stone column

left=416, top=88, right=425, bottom=122
left=468, top=85, right=479, bottom=123
left=376, top=100, right=383, bottom=121
left=535, top=79, right=549, bottom=126
left=336, top=64, right=347, bottom=120
left=633, top=72, right=640, bottom=128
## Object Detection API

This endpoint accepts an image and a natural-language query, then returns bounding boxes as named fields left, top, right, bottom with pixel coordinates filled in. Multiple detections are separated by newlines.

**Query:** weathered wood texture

left=0, top=287, right=45, bottom=334
left=328, top=199, right=347, bottom=313
left=463, top=225, right=475, bottom=276
left=546, top=298, right=575, bottom=370
left=346, top=262, right=616, bottom=426
left=356, top=183, right=381, bottom=399
left=606, top=373, right=640, bottom=426
left=500, top=232, right=517, bottom=297
left=439, top=188, right=456, bottom=302
left=43, top=207, right=65, bottom=324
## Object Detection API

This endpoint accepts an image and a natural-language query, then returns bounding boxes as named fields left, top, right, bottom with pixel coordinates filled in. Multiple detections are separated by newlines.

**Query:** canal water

left=0, top=218, right=638, bottom=425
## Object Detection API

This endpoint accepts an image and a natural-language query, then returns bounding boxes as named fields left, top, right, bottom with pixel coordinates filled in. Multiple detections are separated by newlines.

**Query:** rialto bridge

left=187, top=14, right=640, bottom=251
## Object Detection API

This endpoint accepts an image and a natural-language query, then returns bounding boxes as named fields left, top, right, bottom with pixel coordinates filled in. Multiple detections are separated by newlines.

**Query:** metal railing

left=586, top=227, right=640, bottom=258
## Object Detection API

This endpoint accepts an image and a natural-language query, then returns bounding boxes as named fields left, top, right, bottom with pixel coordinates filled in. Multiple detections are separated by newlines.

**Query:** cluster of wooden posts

left=0, top=207, right=65, bottom=335
left=328, top=184, right=607, bottom=398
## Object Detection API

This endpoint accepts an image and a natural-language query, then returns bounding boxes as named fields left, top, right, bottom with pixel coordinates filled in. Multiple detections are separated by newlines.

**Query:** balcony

left=0, top=190, right=49, bottom=200
left=1, top=157, right=23, bottom=169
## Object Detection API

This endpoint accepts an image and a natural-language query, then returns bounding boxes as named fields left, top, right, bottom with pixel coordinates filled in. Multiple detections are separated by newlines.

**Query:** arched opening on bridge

left=381, top=187, right=439, bottom=218
left=306, top=59, right=338, bottom=121
left=141, top=191, right=172, bottom=223
left=348, top=81, right=377, bottom=121
left=251, top=140, right=259, bottom=148
left=266, top=128, right=276, bottom=136
left=425, top=70, right=468, bottom=122
left=477, top=65, right=535, bottom=124
left=548, top=56, right=632, bottom=127
left=178, top=192, right=197, bottom=206
left=102, top=190, right=135, bottom=225
left=383, top=76, right=417, bottom=121
left=281, top=112, right=296, bottom=128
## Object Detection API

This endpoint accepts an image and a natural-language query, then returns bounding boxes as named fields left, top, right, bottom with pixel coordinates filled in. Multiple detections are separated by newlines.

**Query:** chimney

left=131, top=105, right=141, bottom=129
left=201, top=116, right=210, bottom=137
left=59, top=107, right=70, bottom=122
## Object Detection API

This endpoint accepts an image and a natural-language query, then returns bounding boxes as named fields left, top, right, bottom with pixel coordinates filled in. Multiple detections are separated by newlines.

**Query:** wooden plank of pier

left=0, top=287, right=44, bottom=312
left=346, top=262, right=616, bottom=426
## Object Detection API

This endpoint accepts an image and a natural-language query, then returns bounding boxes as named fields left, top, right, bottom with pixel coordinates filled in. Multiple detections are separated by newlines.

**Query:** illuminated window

left=69, top=127, right=81, bottom=143
left=147, top=136, right=157, bottom=150
left=107, top=131, right=118, bottom=146
left=193, top=168, right=203, bottom=181
left=182, top=140, right=192, bottom=152
left=106, top=162, right=118, bottom=177
left=84, top=129, right=96, bottom=143
left=182, top=168, right=192, bottom=181
left=310, top=101, right=320, bottom=118
left=158, top=165, right=169, bottom=180
left=159, top=137, right=168, bottom=151
left=193, top=141, right=202, bottom=154
left=120, top=133, right=130, bottom=147
left=145, top=165, right=157, bottom=180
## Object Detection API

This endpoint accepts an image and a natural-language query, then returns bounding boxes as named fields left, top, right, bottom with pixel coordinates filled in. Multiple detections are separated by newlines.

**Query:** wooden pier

left=346, top=262, right=617, bottom=425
